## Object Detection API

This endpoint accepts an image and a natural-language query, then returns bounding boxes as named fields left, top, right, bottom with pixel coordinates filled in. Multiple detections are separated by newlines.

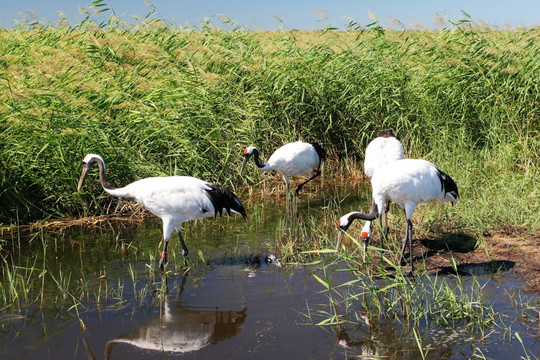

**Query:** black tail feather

left=205, top=184, right=247, bottom=219
left=436, top=169, right=459, bottom=199
left=310, top=142, right=326, bottom=167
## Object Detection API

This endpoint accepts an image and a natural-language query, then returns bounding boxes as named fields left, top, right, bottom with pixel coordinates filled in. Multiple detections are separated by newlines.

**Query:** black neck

left=95, top=159, right=116, bottom=190
left=350, top=211, right=377, bottom=222
left=379, top=129, right=398, bottom=139
left=349, top=202, right=379, bottom=223
left=251, top=149, right=266, bottom=169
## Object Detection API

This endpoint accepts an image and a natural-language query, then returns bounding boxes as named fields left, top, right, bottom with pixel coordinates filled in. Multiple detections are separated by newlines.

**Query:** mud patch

left=414, top=232, right=540, bottom=294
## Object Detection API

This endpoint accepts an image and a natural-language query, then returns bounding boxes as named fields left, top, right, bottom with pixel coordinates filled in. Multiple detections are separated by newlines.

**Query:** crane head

left=336, top=211, right=378, bottom=252
left=240, top=146, right=258, bottom=173
left=360, top=221, right=371, bottom=242
left=336, top=213, right=354, bottom=251
left=77, top=154, right=105, bottom=191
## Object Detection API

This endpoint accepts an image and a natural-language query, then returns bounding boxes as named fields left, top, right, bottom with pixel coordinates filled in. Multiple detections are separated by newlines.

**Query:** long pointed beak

left=240, top=156, right=249, bottom=173
left=77, top=166, right=88, bottom=192
left=336, top=230, right=345, bottom=251
left=361, top=234, right=369, bottom=260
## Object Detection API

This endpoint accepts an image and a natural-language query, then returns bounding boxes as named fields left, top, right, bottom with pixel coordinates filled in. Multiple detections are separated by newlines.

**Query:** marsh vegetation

left=0, top=189, right=539, bottom=359
left=0, top=2, right=539, bottom=359
left=0, top=3, right=537, bottom=233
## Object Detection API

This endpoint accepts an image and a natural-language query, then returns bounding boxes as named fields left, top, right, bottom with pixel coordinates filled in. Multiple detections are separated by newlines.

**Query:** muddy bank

left=415, top=231, right=540, bottom=294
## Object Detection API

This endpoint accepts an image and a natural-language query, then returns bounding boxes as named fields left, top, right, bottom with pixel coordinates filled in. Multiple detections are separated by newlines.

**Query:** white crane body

left=371, top=159, right=458, bottom=215
left=359, top=130, right=405, bottom=251
left=338, top=158, right=459, bottom=273
left=242, top=141, right=326, bottom=196
left=260, top=141, right=321, bottom=176
left=107, top=176, right=243, bottom=222
left=364, top=136, right=404, bottom=179
left=77, top=154, right=246, bottom=270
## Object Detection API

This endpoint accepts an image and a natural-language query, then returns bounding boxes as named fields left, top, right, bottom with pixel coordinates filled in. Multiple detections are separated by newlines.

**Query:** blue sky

left=1, top=0, right=539, bottom=29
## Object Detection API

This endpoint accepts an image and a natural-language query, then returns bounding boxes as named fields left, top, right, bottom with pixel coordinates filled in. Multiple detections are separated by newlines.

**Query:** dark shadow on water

left=334, top=311, right=465, bottom=359
left=435, top=260, right=515, bottom=277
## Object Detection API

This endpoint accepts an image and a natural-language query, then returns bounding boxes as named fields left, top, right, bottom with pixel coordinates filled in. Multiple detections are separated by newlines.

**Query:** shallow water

left=0, top=184, right=538, bottom=359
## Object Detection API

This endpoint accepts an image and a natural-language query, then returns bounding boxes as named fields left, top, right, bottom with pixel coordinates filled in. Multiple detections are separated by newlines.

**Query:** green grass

left=0, top=3, right=538, bottom=245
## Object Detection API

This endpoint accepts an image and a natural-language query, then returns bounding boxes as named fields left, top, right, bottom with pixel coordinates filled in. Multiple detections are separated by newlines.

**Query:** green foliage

left=0, top=9, right=538, bottom=231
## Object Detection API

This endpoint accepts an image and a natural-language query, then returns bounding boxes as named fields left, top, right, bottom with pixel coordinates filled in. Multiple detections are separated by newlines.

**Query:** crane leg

left=295, top=169, right=321, bottom=196
left=400, top=232, right=407, bottom=265
left=408, top=220, right=414, bottom=274
left=178, top=230, right=189, bottom=257
left=379, top=215, right=385, bottom=265
left=399, top=219, right=414, bottom=273
left=399, top=208, right=408, bottom=262
left=283, top=175, right=292, bottom=202
left=383, top=200, right=390, bottom=239
left=159, top=220, right=175, bottom=271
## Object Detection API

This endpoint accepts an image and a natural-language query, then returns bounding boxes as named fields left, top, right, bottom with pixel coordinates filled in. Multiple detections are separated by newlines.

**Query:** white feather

left=244, top=140, right=324, bottom=196
left=364, top=136, right=404, bottom=179
left=263, top=141, right=320, bottom=176
left=361, top=134, right=405, bottom=240
left=370, top=159, right=453, bottom=219
left=338, top=157, right=458, bottom=272
left=78, top=155, right=245, bottom=269
left=108, top=176, right=216, bottom=223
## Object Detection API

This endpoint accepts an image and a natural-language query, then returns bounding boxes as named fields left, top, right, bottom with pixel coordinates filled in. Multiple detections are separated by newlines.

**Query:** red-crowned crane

left=336, top=159, right=458, bottom=273
left=241, top=141, right=326, bottom=197
left=77, top=154, right=246, bottom=270
left=355, top=129, right=404, bottom=252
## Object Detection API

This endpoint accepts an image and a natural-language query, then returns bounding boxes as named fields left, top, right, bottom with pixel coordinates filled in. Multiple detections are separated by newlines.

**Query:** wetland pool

left=0, top=185, right=538, bottom=359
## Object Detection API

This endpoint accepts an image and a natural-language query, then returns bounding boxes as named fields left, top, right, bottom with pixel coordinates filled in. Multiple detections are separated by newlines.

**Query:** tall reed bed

left=0, top=6, right=538, bottom=241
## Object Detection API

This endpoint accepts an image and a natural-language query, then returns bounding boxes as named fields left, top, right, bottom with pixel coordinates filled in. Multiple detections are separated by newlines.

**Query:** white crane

left=77, top=154, right=246, bottom=270
left=337, top=159, right=458, bottom=273
left=357, top=129, right=404, bottom=252
left=241, top=141, right=326, bottom=197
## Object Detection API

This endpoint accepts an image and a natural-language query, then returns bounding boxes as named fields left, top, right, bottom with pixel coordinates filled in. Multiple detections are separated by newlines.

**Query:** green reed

left=0, top=3, right=537, bottom=240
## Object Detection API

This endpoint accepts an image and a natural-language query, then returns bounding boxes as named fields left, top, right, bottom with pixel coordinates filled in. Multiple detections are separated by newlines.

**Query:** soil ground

left=413, top=229, right=540, bottom=294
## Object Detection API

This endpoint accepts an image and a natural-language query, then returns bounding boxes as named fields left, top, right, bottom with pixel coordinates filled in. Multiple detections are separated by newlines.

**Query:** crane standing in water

left=241, top=141, right=326, bottom=199
left=354, top=129, right=405, bottom=253
left=337, top=159, right=459, bottom=273
left=77, top=154, right=246, bottom=270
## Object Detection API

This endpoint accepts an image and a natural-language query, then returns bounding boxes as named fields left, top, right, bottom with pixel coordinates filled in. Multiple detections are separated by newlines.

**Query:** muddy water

left=0, top=184, right=538, bottom=359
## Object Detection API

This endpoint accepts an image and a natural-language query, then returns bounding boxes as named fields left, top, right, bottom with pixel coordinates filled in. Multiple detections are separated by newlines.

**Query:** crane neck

left=348, top=202, right=379, bottom=224
left=349, top=211, right=377, bottom=222
left=94, top=158, right=116, bottom=191
left=251, top=148, right=268, bottom=170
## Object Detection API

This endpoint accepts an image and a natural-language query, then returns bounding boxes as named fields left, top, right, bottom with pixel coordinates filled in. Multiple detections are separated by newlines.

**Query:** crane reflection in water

left=83, top=271, right=247, bottom=359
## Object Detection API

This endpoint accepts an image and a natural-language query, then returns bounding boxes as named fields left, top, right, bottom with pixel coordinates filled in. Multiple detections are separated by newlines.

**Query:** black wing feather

left=436, top=169, right=459, bottom=199
left=204, top=184, right=247, bottom=219
left=310, top=142, right=327, bottom=167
